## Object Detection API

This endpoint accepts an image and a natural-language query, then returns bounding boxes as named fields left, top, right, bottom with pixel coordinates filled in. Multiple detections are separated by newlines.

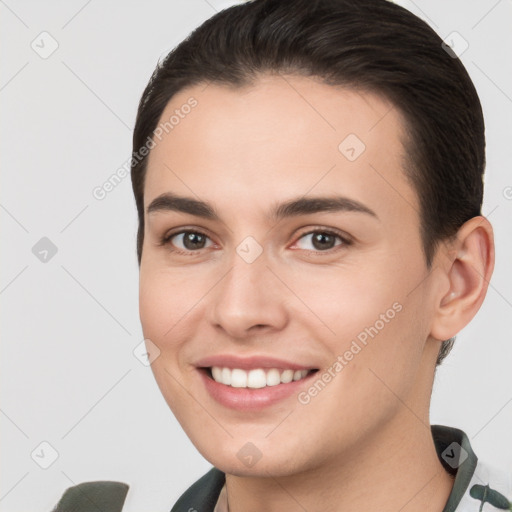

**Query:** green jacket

left=50, top=425, right=511, bottom=512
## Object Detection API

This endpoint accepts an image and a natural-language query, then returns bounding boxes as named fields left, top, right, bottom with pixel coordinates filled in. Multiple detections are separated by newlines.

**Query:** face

left=139, top=74, right=441, bottom=476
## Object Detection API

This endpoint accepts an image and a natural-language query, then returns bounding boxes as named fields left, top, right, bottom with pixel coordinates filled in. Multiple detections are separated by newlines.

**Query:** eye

left=293, top=230, right=350, bottom=251
left=160, top=228, right=350, bottom=255
left=164, top=231, right=214, bottom=252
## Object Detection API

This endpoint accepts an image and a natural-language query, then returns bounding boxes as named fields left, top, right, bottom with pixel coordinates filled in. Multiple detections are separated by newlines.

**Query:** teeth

left=209, top=367, right=311, bottom=388
left=247, top=369, right=266, bottom=389
left=281, top=369, right=294, bottom=383
left=266, top=368, right=281, bottom=386
left=231, top=368, right=247, bottom=388
left=221, top=367, right=231, bottom=385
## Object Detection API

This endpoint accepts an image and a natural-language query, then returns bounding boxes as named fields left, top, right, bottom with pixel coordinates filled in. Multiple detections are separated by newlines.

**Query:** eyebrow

left=146, top=192, right=378, bottom=221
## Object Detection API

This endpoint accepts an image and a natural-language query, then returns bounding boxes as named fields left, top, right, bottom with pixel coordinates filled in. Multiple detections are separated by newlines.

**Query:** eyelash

left=159, top=227, right=353, bottom=256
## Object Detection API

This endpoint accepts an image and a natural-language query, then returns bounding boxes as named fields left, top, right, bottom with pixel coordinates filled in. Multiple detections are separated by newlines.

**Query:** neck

left=224, top=412, right=454, bottom=512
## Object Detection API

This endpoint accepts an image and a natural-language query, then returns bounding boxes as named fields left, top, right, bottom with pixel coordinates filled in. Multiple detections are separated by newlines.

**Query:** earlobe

left=430, top=216, right=495, bottom=341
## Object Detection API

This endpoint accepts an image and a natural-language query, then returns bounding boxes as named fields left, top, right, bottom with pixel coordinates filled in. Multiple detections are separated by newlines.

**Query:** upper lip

left=194, top=354, right=317, bottom=371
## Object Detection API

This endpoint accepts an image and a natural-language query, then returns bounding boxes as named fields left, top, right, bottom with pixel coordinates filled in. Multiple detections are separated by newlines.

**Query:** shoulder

left=457, top=460, right=512, bottom=512
left=170, top=467, right=226, bottom=512
left=431, top=425, right=511, bottom=512
left=50, top=480, right=129, bottom=512
left=49, top=468, right=225, bottom=512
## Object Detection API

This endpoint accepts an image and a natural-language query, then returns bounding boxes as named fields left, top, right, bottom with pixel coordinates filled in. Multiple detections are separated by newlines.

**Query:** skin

left=138, top=74, right=494, bottom=512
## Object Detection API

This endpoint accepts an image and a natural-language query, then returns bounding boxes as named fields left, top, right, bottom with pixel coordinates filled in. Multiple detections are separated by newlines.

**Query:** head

left=131, top=0, right=494, bottom=476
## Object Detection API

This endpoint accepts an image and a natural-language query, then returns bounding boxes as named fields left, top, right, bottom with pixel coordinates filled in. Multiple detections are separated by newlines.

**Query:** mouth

left=194, top=354, right=321, bottom=410
left=201, top=366, right=319, bottom=389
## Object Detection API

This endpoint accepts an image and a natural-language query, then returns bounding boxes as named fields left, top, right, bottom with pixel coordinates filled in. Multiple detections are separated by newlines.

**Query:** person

left=50, top=0, right=511, bottom=510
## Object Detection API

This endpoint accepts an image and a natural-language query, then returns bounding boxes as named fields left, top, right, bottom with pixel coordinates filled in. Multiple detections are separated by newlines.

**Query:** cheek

left=139, top=272, right=171, bottom=339
left=288, top=261, right=401, bottom=339
left=138, top=268, right=202, bottom=414
left=138, top=267, right=200, bottom=350
left=289, top=255, right=426, bottom=377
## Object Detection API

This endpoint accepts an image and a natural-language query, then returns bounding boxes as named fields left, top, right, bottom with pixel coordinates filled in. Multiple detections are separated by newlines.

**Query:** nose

left=209, top=251, right=289, bottom=340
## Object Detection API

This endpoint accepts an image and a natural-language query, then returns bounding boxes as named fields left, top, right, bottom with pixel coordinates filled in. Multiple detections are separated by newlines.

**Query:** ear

left=430, top=216, right=495, bottom=341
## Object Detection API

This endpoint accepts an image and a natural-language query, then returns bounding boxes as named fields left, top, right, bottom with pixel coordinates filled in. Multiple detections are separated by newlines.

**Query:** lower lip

left=198, top=369, right=317, bottom=411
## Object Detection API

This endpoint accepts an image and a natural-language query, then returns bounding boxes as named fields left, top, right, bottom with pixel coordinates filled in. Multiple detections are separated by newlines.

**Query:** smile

left=198, top=365, right=320, bottom=411
left=209, top=366, right=315, bottom=388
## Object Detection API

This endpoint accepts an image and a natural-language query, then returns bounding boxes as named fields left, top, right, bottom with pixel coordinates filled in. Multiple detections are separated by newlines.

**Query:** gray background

left=1, top=0, right=511, bottom=510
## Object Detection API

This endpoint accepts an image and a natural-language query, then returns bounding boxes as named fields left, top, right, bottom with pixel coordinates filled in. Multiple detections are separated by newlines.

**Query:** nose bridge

left=210, top=242, right=288, bottom=336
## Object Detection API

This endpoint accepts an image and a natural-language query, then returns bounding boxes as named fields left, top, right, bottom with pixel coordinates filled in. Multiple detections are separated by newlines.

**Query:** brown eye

left=168, top=231, right=212, bottom=251
left=294, top=230, right=348, bottom=251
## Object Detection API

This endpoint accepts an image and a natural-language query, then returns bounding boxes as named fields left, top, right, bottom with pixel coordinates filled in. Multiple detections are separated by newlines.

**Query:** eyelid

left=159, top=225, right=353, bottom=254
left=158, top=228, right=218, bottom=258
left=289, top=226, right=354, bottom=249
left=159, top=226, right=215, bottom=246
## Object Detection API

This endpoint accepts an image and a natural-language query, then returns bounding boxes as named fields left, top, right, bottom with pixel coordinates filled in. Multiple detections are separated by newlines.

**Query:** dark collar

left=170, top=425, right=478, bottom=512
left=433, top=424, right=478, bottom=512
left=170, top=465, right=225, bottom=512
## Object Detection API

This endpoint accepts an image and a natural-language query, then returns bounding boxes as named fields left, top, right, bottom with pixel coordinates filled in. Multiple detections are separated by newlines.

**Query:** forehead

left=144, top=74, right=418, bottom=225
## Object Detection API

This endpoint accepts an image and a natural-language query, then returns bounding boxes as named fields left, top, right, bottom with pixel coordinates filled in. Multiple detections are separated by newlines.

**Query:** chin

left=189, top=433, right=318, bottom=478
left=209, top=454, right=305, bottom=478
